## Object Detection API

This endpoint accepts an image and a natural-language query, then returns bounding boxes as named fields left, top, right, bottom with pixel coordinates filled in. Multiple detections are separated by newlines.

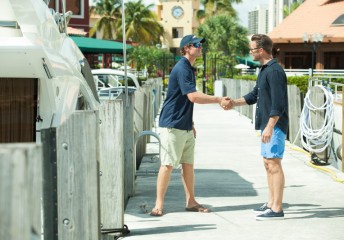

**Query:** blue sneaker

left=252, top=203, right=270, bottom=214
left=256, top=209, right=284, bottom=221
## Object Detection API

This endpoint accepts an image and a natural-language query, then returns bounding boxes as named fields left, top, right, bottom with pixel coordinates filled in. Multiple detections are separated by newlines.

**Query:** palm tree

left=116, top=0, right=164, bottom=45
left=283, top=1, right=302, bottom=18
left=198, top=15, right=248, bottom=56
left=197, top=15, right=249, bottom=78
left=89, top=0, right=121, bottom=40
left=197, top=0, right=243, bottom=20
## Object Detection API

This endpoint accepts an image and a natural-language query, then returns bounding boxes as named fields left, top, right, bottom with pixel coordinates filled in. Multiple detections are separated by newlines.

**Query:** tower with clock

left=156, top=0, right=201, bottom=53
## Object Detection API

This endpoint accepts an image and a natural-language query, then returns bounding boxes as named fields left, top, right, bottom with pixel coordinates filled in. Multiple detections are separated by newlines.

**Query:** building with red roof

left=268, top=0, right=344, bottom=70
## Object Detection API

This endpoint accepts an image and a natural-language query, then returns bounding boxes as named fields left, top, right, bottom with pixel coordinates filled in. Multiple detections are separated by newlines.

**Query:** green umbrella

left=235, top=56, right=260, bottom=67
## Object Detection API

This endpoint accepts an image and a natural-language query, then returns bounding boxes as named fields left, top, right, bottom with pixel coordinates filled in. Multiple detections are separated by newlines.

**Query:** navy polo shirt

left=159, top=57, right=197, bottom=130
left=243, top=59, right=289, bottom=134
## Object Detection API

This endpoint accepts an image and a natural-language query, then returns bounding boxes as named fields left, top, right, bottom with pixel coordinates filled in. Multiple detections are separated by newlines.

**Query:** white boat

left=0, top=0, right=99, bottom=142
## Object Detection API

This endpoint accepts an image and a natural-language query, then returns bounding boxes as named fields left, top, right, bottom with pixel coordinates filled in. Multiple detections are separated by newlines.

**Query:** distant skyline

left=89, top=0, right=269, bottom=28
left=233, top=0, right=268, bottom=27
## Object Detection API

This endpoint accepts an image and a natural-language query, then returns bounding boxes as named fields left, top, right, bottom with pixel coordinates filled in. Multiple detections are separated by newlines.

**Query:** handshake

left=219, top=97, right=234, bottom=110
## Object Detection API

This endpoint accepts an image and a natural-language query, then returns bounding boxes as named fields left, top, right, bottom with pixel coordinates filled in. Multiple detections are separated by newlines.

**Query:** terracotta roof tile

left=268, top=0, right=344, bottom=43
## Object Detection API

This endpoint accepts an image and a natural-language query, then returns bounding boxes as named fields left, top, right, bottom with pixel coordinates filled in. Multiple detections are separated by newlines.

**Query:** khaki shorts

left=160, top=128, right=195, bottom=167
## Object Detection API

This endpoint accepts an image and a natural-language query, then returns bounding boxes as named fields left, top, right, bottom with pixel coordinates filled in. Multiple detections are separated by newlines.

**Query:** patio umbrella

left=111, top=62, right=122, bottom=68
left=235, top=56, right=260, bottom=67
left=234, top=63, right=250, bottom=69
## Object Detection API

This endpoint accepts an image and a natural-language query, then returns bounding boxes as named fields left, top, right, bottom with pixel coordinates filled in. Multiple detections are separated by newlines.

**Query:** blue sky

left=89, top=0, right=269, bottom=28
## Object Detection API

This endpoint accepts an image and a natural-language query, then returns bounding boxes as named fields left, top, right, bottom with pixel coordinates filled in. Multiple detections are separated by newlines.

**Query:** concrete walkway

left=123, top=104, right=344, bottom=240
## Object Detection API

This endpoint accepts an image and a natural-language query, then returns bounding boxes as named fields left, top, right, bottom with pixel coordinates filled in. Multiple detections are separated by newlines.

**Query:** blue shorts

left=261, top=127, right=286, bottom=159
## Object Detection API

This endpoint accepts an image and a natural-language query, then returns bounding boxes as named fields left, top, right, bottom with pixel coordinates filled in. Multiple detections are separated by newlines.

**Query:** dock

left=123, top=104, right=344, bottom=240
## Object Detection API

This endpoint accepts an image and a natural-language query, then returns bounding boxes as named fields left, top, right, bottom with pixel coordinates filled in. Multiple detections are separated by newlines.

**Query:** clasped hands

left=219, top=97, right=233, bottom=110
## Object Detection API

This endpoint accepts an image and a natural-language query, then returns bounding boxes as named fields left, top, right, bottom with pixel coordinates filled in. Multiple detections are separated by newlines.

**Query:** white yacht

left=0, top=0, right=99, bottom=142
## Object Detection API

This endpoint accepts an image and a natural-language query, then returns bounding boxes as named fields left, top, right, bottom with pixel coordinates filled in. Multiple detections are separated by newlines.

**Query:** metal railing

left=309, top=76, right=344, bottom=103
left=240, top=68, right=344, bottom=79
left=284, top=69, right=344, bottom=77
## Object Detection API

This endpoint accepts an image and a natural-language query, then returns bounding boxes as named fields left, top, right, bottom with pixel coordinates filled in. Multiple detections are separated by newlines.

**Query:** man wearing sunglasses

left=150, top=34, right=230, bottom=216
left=225, top=34, right=288, bottom=220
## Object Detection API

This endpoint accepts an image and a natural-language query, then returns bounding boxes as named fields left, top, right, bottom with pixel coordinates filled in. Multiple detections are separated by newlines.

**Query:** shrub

left=286, top=76, right=309, bottom=93
left=233, top=75, right=257, bottom=81
left=233, top=75, right=309, bottom=94
left=207, top=79, right=214, bottom=95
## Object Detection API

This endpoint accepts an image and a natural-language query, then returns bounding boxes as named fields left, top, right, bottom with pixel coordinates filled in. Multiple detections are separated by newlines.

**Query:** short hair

left=180, top=46, right=187, bottom=55
left=251, top=34, right=273, bottom=55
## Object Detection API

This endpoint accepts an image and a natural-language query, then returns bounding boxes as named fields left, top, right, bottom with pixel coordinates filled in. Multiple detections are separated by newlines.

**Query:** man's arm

left=217, top=97, right=247, bottom=110
left=223, top=84, right=258, bottom=109
left=262, top=116, right=279, bottom=143
left=231, top=97, right=248, bottom=107
left=266, top=116, right=279, bottom=129
left=187, top=91, right=229, bottom=105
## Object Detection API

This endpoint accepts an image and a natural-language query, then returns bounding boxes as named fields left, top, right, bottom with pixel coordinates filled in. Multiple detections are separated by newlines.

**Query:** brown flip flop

left=185, top=204, right=210, bottom=213
left=150, top=208, right=164, bottom=217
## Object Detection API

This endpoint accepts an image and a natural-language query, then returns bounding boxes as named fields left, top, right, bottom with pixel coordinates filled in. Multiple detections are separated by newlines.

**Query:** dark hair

left=272, top=47, right=280, bottom=58
left=251, top=34, right=273, bottom=54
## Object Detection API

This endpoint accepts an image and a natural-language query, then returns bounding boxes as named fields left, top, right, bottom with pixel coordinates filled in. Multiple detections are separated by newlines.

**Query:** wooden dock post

left=42, top=111, right=100, bottom=240
left=98, top=100, right=125, bottom=235
left=0, top=144, right=42, bottom=240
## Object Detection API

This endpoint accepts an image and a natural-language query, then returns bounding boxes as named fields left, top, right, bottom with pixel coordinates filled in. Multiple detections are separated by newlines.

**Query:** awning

left=235, top=56, right=260, bottom=67
left=70, top=36, right=133, bottom=54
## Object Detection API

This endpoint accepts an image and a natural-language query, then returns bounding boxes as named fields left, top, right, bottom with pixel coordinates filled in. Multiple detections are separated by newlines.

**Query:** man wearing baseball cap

left=150, top=34, right=230, bottom=216
left=179, top=34, right=206, bottom=49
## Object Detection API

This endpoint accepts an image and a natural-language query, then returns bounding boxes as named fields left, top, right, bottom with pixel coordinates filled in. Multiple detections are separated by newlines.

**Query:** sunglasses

left=249, top=47, right=260, bottom=52
left=189, top=42, right=202, bottom=48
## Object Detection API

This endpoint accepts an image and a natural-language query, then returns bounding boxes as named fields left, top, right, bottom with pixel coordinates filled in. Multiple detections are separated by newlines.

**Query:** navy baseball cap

left=179, top=35, right=206, bottom=49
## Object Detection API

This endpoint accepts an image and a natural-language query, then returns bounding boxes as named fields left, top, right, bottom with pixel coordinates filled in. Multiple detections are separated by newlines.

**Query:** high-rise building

left=248, top=5, right=269, bottom=34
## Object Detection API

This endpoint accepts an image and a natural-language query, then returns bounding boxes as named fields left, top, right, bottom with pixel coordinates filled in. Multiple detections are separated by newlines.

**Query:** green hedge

left=286, top=76, right=308, bottom=93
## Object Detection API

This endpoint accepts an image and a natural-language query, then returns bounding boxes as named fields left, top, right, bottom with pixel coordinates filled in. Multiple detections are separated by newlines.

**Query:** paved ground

left=122, top=104, right=344, bottom=240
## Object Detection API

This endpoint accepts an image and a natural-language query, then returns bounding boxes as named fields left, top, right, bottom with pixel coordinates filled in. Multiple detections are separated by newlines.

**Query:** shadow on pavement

left=194, top=169, right=257, bottom=197
left=135, top=168, right=257, bottom=199
left=210, top=202, right=344, bottom=219
left=129, top=168, right=257, bottom=216
left=285, top=206, right=344, bottom=219
left=210, top=203, right=322, bottom=213
left=127, top=224, right=217, bottom=236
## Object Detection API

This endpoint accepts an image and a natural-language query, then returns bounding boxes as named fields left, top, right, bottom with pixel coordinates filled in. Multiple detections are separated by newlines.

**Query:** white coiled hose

left=300, top=85, right=334, bottom=153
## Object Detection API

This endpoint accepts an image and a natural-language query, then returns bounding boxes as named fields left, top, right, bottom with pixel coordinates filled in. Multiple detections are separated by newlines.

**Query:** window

left=332, top=14, right=344, bottom=26
left=324, top=52, right=344, bottom=69
left=172, top=27, right=183, bottom=38
left=48, top=0, right=84, bottom=18
left=0, top=21, right=18, bottom=28
left=284, top=52, right=312, bottom=69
